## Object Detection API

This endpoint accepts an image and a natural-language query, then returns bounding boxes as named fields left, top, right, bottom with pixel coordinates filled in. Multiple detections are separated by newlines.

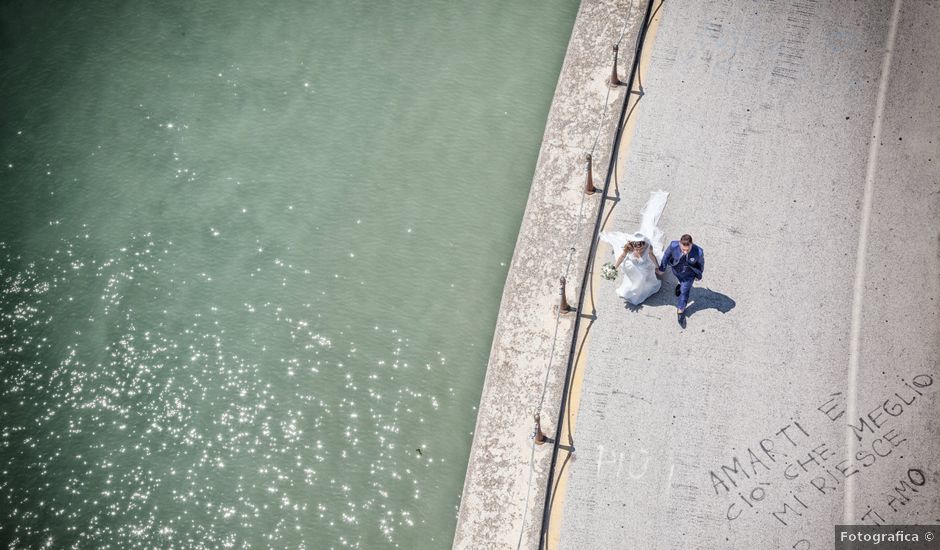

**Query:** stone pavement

left=556, top=1, right=940, bottom=549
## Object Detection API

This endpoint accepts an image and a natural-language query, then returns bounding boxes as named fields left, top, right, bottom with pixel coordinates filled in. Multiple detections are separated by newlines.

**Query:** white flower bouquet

left=600, top=262, right=618, bottom=281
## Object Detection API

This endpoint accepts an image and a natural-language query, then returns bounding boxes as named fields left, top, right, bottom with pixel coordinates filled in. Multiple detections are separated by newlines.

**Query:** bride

left=600, top=190, right=668, bottom=306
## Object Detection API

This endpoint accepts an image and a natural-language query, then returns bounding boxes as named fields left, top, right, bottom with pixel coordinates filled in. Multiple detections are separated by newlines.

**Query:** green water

left=0, top=0, right=578, bottom=548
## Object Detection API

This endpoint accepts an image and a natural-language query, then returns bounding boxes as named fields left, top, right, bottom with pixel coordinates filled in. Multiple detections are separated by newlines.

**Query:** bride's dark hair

left=623, top=240, right=645, bottom=254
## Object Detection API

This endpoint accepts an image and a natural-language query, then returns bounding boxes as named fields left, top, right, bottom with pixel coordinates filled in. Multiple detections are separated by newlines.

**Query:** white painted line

left=842, top=0, right=903, bottom=524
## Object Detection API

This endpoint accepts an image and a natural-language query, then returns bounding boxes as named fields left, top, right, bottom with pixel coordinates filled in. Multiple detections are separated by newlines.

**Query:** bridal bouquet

left=600, top=262, right=618, bottom=281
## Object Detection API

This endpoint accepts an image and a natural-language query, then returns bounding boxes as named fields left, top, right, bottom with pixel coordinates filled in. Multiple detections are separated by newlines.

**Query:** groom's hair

left=680, top=234, right=693, bottom=245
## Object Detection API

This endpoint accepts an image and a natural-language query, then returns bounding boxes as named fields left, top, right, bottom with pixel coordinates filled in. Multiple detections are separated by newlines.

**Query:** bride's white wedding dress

left=600, top=190, right=669, bottom=306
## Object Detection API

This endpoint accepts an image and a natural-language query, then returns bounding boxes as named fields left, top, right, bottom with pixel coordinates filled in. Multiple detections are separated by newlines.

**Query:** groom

left=657, top=234, right=704, bottom=327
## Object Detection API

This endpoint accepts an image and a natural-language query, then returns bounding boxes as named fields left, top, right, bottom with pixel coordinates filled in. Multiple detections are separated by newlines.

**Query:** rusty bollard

left=609, top=44, right=622, bottom=87
left=534, top=413, right=548, bottom=445
left=559, top=276, right=573, bottom=314
left=583, top=153, right=596, bottom=195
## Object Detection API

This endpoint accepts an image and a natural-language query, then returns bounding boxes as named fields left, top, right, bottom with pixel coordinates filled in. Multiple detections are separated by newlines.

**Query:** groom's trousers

left=676, top=277, right=695, bottom=312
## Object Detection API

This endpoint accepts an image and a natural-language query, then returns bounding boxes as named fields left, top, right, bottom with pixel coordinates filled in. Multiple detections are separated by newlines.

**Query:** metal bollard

left=534, top=413, right=548, bottom=445
left=609, top=44, right=622, bottom=87
left=559, top=276, right=573, bottom=314
left=584, top=153, right=596, bottom=195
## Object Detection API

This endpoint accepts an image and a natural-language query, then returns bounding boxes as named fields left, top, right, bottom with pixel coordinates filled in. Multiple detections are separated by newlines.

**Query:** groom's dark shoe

left=677, top=310, right=686, bottom=328
left=674, top=284, right=681, bottom=297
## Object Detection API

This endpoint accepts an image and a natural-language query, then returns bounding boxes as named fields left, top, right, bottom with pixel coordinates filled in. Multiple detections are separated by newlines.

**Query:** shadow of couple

left=625, top=283, right=736, bottom=317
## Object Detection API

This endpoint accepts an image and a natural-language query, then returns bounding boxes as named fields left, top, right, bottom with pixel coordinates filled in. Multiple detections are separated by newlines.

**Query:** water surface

left=0, top=1, right=578, bottom=547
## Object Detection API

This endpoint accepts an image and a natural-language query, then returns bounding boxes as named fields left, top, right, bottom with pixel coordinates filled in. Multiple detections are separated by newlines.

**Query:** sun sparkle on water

left=0, top=0, right=579, bottom=546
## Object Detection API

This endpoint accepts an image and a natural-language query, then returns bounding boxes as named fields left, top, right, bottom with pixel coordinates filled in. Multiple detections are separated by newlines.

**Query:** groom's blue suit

left=659, top=241, right=704, bottom=312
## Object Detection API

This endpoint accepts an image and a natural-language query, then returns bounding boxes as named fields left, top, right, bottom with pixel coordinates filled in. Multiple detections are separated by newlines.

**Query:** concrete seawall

left=452, top=0, right=645, bottom=547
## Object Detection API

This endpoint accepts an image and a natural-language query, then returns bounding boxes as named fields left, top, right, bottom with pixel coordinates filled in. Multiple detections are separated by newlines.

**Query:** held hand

left=655, top=269, right=664, bottom=278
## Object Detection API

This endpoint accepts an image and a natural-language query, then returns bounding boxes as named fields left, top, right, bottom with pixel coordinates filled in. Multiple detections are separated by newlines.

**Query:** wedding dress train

left=599, top=190, right=669, bottom=306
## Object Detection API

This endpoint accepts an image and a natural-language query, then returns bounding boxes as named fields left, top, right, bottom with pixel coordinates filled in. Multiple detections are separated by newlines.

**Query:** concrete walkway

left=557, top=1, right=940, bottom=549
